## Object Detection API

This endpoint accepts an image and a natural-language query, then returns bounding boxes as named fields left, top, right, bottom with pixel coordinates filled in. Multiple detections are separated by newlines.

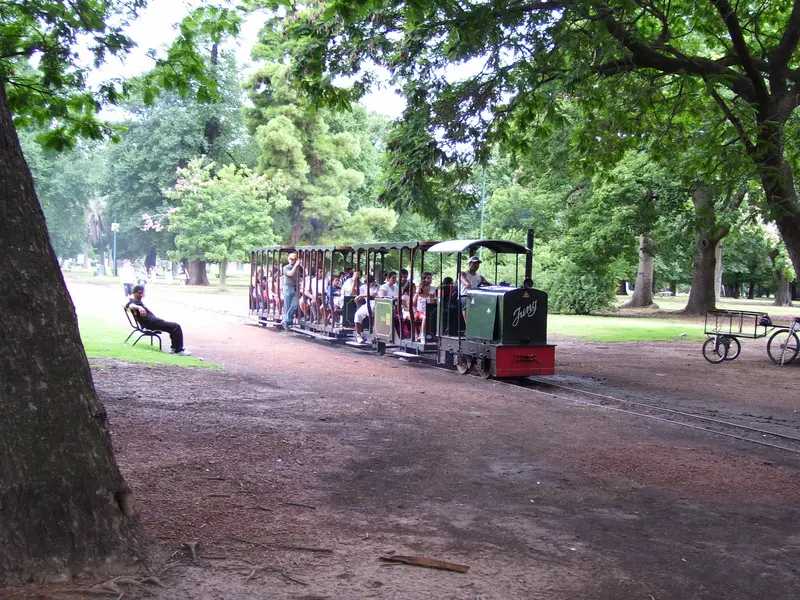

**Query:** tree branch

left=770, top=0, right=800, bottom=72
left=708, top=0, right=771, bottom=106
left=594, top=4, right=757, bottom=100
left=703, top=79, right=756, bottom=155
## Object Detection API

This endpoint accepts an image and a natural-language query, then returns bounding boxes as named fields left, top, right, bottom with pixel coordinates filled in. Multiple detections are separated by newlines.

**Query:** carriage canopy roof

left=426, top=239, right=529, bottom=254
left=350, top=240, right=439, bottom=252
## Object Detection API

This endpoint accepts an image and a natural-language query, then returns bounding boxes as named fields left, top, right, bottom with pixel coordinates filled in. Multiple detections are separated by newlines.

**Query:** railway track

left=275, top=329, right=800, bottom=456
left=511, top=376, right=800, bottom=456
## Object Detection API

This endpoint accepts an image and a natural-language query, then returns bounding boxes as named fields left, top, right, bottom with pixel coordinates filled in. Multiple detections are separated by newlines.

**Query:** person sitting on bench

left=126, top=285, right=191, bottom=355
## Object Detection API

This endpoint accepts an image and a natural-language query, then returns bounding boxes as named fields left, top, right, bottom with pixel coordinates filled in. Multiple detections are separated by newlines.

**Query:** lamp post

left=111, top=222, right=119, bottom=276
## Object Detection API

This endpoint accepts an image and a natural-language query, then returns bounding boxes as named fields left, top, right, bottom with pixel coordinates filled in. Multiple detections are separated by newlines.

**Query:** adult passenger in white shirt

left=379, top=271, right=398, bottom=298
left=459, top=256, right=489, bottom=323
left=354, top=275, right=380, bottom=343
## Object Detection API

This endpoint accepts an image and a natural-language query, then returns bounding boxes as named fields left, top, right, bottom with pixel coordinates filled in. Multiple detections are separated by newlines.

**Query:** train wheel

left=377, top=341, right=386, bottom=356
left=455, top=355, right=473, bottom=374
left=476, top=358, right=492, bottom=379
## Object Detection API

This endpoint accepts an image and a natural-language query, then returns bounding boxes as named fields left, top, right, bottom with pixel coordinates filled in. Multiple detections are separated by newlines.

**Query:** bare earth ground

left=4, top=279, right=800, bottom=600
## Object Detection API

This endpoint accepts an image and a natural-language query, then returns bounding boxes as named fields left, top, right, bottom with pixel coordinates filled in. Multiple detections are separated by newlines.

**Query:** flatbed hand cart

left=703, top=310, right=770, bottom=363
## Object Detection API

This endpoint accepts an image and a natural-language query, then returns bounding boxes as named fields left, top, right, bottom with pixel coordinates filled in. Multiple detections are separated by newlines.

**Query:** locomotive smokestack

left=524, top=228, right=534, bottom=281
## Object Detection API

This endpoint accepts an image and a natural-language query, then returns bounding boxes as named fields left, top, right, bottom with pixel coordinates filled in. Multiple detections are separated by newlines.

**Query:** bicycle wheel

left=767, top=330, right=800, bottom=365
left=702, top=337, right=728, bottom=363
left=722, top=336, right=741, bottom=361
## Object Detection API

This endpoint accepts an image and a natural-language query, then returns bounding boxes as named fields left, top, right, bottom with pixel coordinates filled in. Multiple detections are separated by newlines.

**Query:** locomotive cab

left=429, top=234, right=556, bottom=378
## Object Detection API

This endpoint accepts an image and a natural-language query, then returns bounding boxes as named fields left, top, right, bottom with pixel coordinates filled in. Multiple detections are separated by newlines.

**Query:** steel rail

left=496, top=379, right=800, bottom=455
left=525, top=378, right=800, bottom=444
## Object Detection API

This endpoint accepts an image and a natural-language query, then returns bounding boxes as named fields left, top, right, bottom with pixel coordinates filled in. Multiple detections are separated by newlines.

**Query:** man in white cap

left=282, top=252, right=302, bottom=329
left=459, top=255, right=489, bottom=323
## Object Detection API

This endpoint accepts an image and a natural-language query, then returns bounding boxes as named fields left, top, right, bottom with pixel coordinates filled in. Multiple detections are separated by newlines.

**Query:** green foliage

left=2, top=1, right=242, bottom=150
left=244, top=59, right=397, bottom=243
left=546, top=260, right=617, bottom=315
left=19, top=132, right=98, bottom=256
left=103, top=51, right=255, bottom=259
left=164, top=157, right=289, bottom=264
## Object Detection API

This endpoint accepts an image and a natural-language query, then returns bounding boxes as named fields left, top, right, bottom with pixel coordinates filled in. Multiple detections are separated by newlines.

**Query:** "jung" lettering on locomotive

left=511, top=301, right=538, bottom=327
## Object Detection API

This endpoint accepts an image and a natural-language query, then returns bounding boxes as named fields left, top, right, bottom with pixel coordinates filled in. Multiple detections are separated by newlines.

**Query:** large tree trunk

left=747, top=281, right=755, bottom=299
left=756, top=124, right=800, bottom=283
left=769, top=248, right=794, bottom=307
left=621, top=234, right=658, bottom=309
left=218, top=258, right=228, bottom=291
left=682, top=183, right=721, bottom=316
left=0, top=81, right=143, bottom=584
left=188, top=260, right=209, bottom=286
left=714, top=241, right=723, bottom=303
left=617, top=280, right=628, bottom=296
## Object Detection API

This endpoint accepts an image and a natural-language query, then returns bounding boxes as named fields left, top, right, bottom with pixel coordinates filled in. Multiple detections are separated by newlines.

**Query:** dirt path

left=7, top=280, right=800, bottom=599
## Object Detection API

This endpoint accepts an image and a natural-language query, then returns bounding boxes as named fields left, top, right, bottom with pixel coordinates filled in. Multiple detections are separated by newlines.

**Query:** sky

left=92, top=0, right=407, bottom=119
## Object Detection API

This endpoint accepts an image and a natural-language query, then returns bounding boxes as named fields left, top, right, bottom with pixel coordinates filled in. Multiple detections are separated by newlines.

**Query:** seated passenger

left=459, top=256, right=489, bottom=323
left=328, top=275, right=342, bottom=323
left=354, top=275, right=380, bottom=343
left=414, top=272, right=437, bottom=342
left=341, top=269, right=361, bottom=298
left=379, top=271, right=398, bottom=298
left=400, top=281, right=415, bottom=338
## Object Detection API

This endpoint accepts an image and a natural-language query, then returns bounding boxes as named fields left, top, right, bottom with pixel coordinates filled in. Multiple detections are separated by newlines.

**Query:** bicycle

left=766, top=317, right=800, bottom=366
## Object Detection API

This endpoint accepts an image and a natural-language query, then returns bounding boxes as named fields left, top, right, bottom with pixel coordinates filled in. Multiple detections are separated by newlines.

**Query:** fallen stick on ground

left=273, top=545, right=333, bottom=554
left=281, top=501, right=317, bottom=510
left=378, top=555, right=469, bottom=573
left=280, top=570, right=309, bottom=586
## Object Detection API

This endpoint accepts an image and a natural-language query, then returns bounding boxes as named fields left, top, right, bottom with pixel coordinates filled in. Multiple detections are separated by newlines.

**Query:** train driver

left=459, top=256, right=489, bottom=323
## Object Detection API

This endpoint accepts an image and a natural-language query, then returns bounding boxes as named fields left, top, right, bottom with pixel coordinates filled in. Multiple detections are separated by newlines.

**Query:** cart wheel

left=476, top=358, right=492, bottom=379
left=702, top=337, right=728, bottom=363
left=767, top=330, right=799, bottom=366
left=455, top=355, right=473, bottom=375
left=377, top=341, right=386, bottom=356
left=722, top=336, right=741, bottom=361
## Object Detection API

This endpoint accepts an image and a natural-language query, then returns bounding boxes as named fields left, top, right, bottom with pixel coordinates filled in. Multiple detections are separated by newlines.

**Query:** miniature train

left=248, top=231, right=555, bottom=379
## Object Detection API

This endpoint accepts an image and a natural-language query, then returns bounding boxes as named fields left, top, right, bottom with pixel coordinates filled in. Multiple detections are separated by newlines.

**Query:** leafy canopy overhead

left=1, top=0, right=241, bottom=149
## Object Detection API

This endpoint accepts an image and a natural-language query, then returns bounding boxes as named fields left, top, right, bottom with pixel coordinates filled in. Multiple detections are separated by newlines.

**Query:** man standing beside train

left=283, top=252, right=302, bottom=329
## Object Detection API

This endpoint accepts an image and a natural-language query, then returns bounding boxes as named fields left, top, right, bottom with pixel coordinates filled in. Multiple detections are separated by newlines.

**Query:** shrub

left=545, top=261, right=616, bottom=314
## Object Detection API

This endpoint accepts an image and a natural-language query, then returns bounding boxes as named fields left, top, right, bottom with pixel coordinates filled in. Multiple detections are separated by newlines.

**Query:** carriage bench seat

left=123, top=307, right=163, bottom=351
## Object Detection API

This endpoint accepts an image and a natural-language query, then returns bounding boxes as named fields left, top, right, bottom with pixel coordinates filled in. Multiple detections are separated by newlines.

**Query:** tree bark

left=682, top=183, right=721, bottom=316
left=769, top=248, right=794, bottom=307
left=218, top=258, right=228, bottom=291
left=747, top=281, right=755, bottom=299
left=621, top=234, right=658, bottom=309
left=0, top=81, right=143, bottom=584
left=617, top=280, right=628, bottom=295
left=756, top=123, right=800, bottom=283
left=669, top=281, right=677, bottom=296
left=714, top=241, right=723, bottom=303
left=188, top=260, right=209, bottom=286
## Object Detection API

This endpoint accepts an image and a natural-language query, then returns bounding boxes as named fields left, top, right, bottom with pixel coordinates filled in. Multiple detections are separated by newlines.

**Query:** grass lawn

left=629, top=294, right=798, bottom=317
left=78, top=313, right=217, bottom=368
left=548, top=314, right=706, bottom=342
left=64, top=272, right=250, bottom=294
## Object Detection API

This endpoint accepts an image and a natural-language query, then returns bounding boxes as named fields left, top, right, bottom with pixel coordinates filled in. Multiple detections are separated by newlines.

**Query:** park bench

left=123, top=307, right=163, bottom=351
